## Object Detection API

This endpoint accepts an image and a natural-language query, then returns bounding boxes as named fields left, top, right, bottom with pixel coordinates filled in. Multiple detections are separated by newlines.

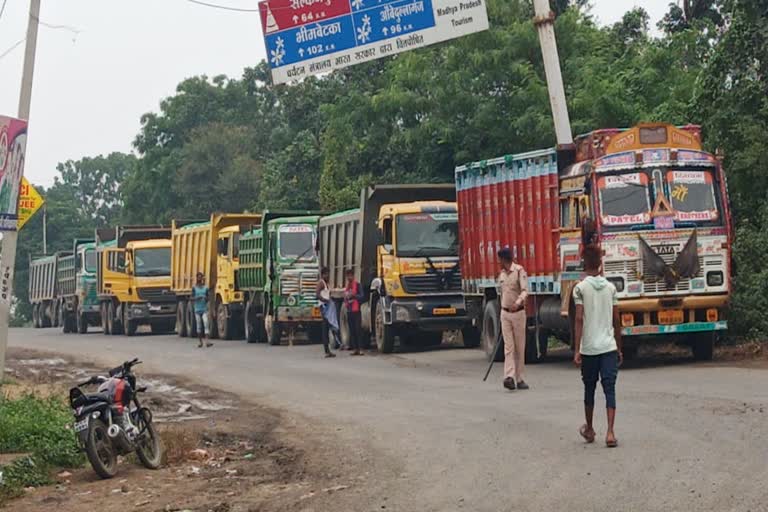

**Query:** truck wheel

left=691, top=332, right=715, bottom=361
left=53, top=302, right=60, bottom=328
left=244, top=303, right=259, bottom=343
left=186, top=302, right=197, bottom=338
left=374, top=299, right=395, bottom=354
left=462, top=326, right=481, bottom=348
left=176, top=301, right=188, bottom=337
left=525, top=325, right=549, bottom=364
left=77, top=310, right=88, bottom=334
left=482, top=300, right=503, bottom=362
left=101, top=303, right=111, bottom=335
left=266, top=314, right=281, bottom=345
left=217, top=303, right=232, bottom=340
left=32, top=305, right=40, bottom=328
left=109, top=302, right=123, bottom=335
left=124, top=308, right=137, bottom=337
left=62, top=308, right=70, bottom=334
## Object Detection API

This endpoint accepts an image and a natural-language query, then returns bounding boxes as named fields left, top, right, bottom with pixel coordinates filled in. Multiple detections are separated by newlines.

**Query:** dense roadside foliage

left=13, top=0, right=768, bottom=337
left=0, top=393, right=83, bottom=501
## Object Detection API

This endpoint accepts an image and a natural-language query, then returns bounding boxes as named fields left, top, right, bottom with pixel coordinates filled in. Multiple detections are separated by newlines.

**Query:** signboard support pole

left=0, top=0, right=41, bottom=383
left=42, top=204, right=47, bottom=254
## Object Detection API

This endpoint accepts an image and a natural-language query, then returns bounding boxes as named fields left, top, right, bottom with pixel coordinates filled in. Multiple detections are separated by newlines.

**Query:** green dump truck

left=57, top=239, right=101, bottom=333
left=29, top=251, right=68, bottom=328
left=238, top=212, right=323, bottom=345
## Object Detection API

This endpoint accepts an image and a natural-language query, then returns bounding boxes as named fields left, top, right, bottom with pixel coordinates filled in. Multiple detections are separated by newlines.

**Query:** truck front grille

left=281, top=271, right=319, bottom=304
left=137, top=287, right=175, bottom=303
left=402, top=271, right=462, bottom=294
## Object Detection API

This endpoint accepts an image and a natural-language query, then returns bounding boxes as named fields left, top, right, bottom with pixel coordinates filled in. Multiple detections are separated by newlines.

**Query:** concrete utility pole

left=532, top=0, right=574, bottom=150
left=0, top=0, right=41, bottom=383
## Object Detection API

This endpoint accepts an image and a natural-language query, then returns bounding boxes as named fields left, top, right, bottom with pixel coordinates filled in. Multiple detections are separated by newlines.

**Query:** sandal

left=606, top=437, right=619, bottom=448
left=579, top=424, right=596, bottom=444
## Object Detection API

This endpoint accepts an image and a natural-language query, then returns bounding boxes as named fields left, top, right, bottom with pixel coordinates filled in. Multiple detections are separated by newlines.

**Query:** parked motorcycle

left=69, top=358, right=162, bottom=478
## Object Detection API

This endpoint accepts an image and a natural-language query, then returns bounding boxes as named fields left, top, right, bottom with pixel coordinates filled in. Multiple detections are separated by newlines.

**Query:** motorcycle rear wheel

left=135, top=413, right=162, bottom=470
left=85, top=419, right=118, bottom=479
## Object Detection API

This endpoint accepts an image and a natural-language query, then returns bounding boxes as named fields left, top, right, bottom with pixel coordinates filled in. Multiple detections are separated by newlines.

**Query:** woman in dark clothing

left=344, top=268, right=365, bottom=356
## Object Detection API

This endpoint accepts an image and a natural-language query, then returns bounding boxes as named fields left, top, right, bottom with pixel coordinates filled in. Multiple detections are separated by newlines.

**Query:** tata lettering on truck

left=96, top=225, right=176, bottom=336
left=318, top=184, right=480, bottom=353
left=456, top=123, right=731, bottom=362
left=238, top=212, right=324, bottom=344
left=171, top=213, right=262, bottom=340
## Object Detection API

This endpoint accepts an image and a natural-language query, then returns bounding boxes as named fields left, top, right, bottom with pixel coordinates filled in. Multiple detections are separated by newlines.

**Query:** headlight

left=706, top=271, right=724, bottom=287
left=395, top=306, right=411, bottom=322
left=286, top=295, right=298, bottom=306
left=607, top=277, right=625, bottom=293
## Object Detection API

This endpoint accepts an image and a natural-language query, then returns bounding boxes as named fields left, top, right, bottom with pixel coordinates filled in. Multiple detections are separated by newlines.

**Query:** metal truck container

left=57, top=239, right=100, bottom=333
left=456, top=123, right=732, bottom=362
left=28, top=252, right=68, bottom=328
left=96, top=225, right=176, bottom=336
left=318, top=184, right=479, bottom=353
left=171, top=213, right=262, bottom=340
left=238, top=212, right=323, bottom=344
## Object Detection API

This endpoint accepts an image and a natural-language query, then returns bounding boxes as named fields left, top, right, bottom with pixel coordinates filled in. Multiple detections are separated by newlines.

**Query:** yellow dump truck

left=171, top=213, right=262, bottom=340
left=318, top=185, right=479, bottom=353
left=96, top=225, right=176, bottom=336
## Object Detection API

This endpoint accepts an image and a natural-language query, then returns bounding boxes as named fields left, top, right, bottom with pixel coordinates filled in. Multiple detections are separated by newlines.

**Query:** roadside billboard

left=0, top=116, right=28, bottom=232
left=260, top=0, right=489, bottom=84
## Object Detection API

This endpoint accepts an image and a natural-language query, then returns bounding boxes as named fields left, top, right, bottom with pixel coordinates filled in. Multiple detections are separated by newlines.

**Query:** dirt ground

left=1, top=349, right=367, bottom=512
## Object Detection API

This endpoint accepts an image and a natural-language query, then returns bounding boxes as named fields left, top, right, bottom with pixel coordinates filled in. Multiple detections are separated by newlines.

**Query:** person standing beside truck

left=316, top=267, right=338, bottom=358
left=344, top=268, right=365, bottom=356
left=193, top=272, right=212, bottom=348
left=573, top=245, right=623, bottom=448
left=498, top=247, right=530, bottom=391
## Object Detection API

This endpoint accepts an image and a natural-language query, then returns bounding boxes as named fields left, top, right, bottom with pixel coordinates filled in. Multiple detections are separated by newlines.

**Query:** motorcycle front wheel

left=85, top=419, right=118, bottom=479
left=135, top=410, right=163, bottom=470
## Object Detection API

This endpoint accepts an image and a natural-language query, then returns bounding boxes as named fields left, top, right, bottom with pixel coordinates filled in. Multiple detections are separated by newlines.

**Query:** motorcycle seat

left=82, top=392, right=111, bottom=404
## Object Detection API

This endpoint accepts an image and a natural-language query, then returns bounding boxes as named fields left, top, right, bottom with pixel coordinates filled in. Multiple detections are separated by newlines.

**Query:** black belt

left=502, top=307, right=524, bottom=313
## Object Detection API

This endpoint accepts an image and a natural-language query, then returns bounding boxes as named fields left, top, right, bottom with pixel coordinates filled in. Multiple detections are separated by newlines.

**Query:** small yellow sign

left=17, top=177, right=44, bottom=230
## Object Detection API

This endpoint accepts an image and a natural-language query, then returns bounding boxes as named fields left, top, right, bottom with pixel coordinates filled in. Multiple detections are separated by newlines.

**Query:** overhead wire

left=0, top=15, right=81, bottom=63
left=184, top=0, right=261, bottom=12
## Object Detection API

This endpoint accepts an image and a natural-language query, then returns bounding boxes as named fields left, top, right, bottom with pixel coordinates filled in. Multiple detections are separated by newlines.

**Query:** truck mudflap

left=276, top=305, right=322, bottom=324
left=386, top=295, right=470, bottom=330
left=622, top=320, right=727, bottom=336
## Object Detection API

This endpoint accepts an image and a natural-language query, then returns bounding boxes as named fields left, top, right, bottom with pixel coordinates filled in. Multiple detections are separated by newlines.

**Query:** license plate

left=74, top=418, right=89, bottom=433
left=312, top=307, right=321, bottom=318
left=149, top=305, right=162, bottom=312
left=433, top=307, right=457, bottom=316
left=659, top=309, right=684, bottom=325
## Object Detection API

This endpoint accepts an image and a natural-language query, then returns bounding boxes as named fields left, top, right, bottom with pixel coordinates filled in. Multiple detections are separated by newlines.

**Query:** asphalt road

left=8, top=328, right=768, bottom=512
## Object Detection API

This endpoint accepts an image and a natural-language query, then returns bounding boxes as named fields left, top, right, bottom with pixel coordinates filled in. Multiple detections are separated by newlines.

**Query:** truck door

left=379, top=215, right=394, bottom=282
left=101, top=248, right=129, bottom=299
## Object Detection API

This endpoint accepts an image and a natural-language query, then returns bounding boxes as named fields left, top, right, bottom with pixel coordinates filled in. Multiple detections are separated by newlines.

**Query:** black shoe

left=516, top=381, right=530, bottom=390
left=503, top=378, right=516, bottom=391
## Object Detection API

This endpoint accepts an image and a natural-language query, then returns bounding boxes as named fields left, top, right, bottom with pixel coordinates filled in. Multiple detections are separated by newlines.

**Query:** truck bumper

left=618, top=294, right=729, bottom=337
left=388, top=296, right=470, bottom=331
left=126, top=303, right=177, bottom=322
left=276, top=306, right=322, bottom=324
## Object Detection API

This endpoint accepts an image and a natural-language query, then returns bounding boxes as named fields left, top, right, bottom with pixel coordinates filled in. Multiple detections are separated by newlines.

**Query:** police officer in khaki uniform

left=498, top=247, right=529, bottom=391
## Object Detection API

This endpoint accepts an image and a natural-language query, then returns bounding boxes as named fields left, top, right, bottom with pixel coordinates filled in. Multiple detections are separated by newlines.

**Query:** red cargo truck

left=456, top=123, right=732, bottom=362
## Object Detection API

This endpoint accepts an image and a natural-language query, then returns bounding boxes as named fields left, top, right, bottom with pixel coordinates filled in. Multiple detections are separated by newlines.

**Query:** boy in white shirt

left=573, top=245, right=623, bottom=448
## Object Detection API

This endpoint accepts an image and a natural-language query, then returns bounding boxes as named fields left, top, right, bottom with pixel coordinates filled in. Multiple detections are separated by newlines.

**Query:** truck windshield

left=134, top=248, right=171, bottom=277
left=396, top=213, right=458, bottom=257
left=666, top=169, right=720, bottom=223
left=278, top=225, right=315, bottom=260
left=598, top=173, right=651, bottom=227
left=84, top=249, right=97, bottom=273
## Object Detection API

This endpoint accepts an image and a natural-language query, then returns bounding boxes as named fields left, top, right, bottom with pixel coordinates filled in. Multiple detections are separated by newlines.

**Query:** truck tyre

left=101, top=303, right=111, bottom=335
left=53, top=302, right=60, bottom=328
left=462, top=325, right=481, bottom=348
left=525, top=325, right=549, bottom=364
left=217, top=302, right=232, bottom=340
left=244, top=303, right=260, bottom=343
left=176, top=300, right=188, bottom=337
left=374, top=299, right=395, bottom=354
left=77, top=310, right=88, bottom=334
left=108, top=302, right=123, bottom=335
left=186, top=301, right=197, bottom=338
left=691, top=332, right=715, bottom=361
left=32, top=304, right=40, bottom=328
left=482, top=300, right=503, bottom=362
left=124, top=308, right=138, bottom=337
left=61, top=308, right=70, bottom=334
left=266, top=314, right=281, bottom=346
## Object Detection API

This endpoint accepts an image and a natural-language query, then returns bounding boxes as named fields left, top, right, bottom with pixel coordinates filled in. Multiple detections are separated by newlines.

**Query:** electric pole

left=0, top=0, right=41, bottom=382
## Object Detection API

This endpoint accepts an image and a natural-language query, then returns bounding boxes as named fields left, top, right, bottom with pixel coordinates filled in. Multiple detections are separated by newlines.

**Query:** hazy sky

left=0, top=0, right=674, bottom=187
